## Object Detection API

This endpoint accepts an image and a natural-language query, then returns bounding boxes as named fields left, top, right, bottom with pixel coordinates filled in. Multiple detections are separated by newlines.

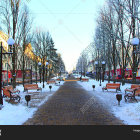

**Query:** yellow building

left=0, top=31, right=9, bottom=52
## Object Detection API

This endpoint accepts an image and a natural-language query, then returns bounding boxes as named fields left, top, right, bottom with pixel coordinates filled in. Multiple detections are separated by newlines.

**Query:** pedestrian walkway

left=23, top=76, right=124, bottom=125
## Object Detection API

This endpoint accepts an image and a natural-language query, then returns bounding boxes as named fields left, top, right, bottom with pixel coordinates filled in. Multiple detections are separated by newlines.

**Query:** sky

left=26, top=0, right=105, bottom=72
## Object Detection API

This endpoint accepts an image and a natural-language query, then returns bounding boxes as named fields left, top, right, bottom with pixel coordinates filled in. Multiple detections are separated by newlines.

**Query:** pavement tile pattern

left=23, top=76, right=124, bottom=125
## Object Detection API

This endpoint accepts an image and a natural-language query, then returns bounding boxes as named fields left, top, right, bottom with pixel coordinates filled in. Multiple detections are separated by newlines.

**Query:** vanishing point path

left=23, top=76, right=124, bottom=125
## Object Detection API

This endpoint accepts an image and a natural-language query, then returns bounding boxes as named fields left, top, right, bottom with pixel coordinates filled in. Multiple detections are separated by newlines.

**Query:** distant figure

left=80, top=77, right=82, bottom=81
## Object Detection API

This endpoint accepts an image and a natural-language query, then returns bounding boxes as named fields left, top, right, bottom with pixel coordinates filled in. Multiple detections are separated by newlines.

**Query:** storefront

left=105, top=68, right=140, bottom=79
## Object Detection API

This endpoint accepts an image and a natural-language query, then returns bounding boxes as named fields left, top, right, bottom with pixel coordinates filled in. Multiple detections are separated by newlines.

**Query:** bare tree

left=0, top=0, right=33, bottom=88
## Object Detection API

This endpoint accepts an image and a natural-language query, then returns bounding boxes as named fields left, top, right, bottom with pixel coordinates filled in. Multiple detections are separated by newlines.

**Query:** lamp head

left=46, top=62, right=49, bottom=66
left=7, top=38, right=15, bottom=46
left=131, top=38, right=139, bottom=45
left=102, top=61, right=105, bottom=65
left=38, top=62, right=42, bottom=66
left=95, top=61, right=98, bottom=65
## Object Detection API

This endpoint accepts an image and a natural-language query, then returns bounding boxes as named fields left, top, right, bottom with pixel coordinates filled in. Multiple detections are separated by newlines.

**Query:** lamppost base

left=0, top=94, right=3, bottom=106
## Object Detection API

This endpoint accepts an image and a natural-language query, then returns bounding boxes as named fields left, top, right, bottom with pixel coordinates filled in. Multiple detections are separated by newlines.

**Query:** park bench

left=2, top=86, right=21, bottom=103
left=81, top=78, right=89, bottom=82
left=24, top=84, right=42, bottom=93
left=125, top=84, right=140, bottom=96
left=47, top=80, right=56, bottom=85
left=102, top=83, right=121, bottom=92
left=76, top=78, right=80, bottom=81
left=57, top=78, right=65, bottom=81
left=56, top=78, right=61, bottom=81
left=124, top=87, right=139, bottom=102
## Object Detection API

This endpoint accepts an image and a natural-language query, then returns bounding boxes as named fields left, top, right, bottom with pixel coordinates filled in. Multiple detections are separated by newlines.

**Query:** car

left=86, top=73, right=95, bottom=78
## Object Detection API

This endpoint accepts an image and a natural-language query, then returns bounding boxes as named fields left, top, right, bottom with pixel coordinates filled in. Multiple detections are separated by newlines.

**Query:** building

left=0, top=31, right=51, bottom=84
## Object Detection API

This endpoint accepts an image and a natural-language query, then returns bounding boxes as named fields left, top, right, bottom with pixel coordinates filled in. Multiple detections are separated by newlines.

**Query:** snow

left=0, top=79, right=65, bottom=125
left=76, top=75, right=140, bottom=125
left=1, top=73, right=140, bottom=125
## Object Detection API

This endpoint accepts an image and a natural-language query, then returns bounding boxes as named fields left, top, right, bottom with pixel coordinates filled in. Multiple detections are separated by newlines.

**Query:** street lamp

left=102, top=61, right=106, bottom=82
left=6, top=62, right=9, bottom=86
left=7, top=38, right=15, bottom=50
left=7, top=38, right=16, bottom=87
left=38, top=62, right=42, bottom=83
left=95, top=61, right=106, bottom=86
left=120, top=64, right=125, bottom=85
left=0, top=38, right=14, bottom=106
left=95, top=61, right=98, bottom=81
left=31, top=64, right=32, bottom=84
left=131, top=37, right=139, bottom=83
left=99, top=66, right=102, bottom=86
left=46, top=61, right=49, bottom=82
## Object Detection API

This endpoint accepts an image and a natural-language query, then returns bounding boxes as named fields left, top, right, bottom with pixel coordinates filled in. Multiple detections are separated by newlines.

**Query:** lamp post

left=131, top=37, right=139, bottom=84
left=120, top=64, right=122, bottom=79
left=99, top=66, right=102, bottom=86
left=38, top=62, right=42, bottom=83
left=46, top=62, right=49, bottom=82
left=42, top=61, right=45, bottom=88
left=6, top=62, right=9, bottom=85
left=102, top=61, right=106, bottom=82
left=31, top=64, right=32, bottom=84
left=7, top=38, right=16, bottom=88
left=120, top=64, right=125, bottom=85
left=95, top=61, right=106, bottom=86
left=0, top=38, right=14, bottom=106
left=95, top=61, right=98, bottom=81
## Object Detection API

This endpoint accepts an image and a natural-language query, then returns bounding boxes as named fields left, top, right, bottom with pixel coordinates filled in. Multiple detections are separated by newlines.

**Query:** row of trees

left=0, top=0, right=65, bottom=88
left=76, top=43, right=94, bottom=76
left=94, top=0, right=140, bottom=83
left=77, top=0, right=140, bottom=83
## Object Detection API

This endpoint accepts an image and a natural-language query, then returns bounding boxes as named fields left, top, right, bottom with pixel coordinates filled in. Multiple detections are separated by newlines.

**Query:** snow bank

left=77, top=78, right=140, bottom=125
left=0, top=80, right=65, bottom=125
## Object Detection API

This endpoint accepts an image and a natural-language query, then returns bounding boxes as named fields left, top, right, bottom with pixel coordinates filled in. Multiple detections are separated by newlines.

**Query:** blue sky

left=26, top=0, right=105, bottom=72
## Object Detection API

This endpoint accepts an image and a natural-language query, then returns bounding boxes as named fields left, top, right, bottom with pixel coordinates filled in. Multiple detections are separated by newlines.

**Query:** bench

left=102, top=83, right=121, bottom=92
left=56, top=78, right=64, bottom=81
left=2, top=86, right=21, bottom=103
left=124, top=88, right=139, bottom=102
left=47, top=80, right=56, bottom=85
left=81, top=78, right=89, bottom=82
left=3, top=86, right=20, bottom=95
left=76, top=78, right=80, bottom=81
left=24, top=84, right=42, bottom=93
left=125, top=85, right=140, bottom=96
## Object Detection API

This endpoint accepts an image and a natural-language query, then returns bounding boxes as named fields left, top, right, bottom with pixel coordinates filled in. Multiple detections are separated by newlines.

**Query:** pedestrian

left=80, top=77, right=82, bottom=81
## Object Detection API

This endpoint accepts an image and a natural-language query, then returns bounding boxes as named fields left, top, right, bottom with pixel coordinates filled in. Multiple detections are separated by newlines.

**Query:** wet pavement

left=23, top=76, right=124, bottom=125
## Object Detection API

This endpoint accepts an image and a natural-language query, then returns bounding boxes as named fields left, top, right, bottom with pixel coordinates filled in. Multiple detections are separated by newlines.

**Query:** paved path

left=23, top=77, right=124, bottom=125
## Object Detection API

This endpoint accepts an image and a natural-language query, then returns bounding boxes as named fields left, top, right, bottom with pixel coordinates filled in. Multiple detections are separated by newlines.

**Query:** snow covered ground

left=0, top=80, right=65, bottom=125
left=1, top=73, right=140, bottom=125
left=75, top=74, right=140, bottom=125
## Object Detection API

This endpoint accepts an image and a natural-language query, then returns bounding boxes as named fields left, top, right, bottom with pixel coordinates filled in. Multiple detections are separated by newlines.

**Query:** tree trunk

left=132, top=0, right=136, bottom=84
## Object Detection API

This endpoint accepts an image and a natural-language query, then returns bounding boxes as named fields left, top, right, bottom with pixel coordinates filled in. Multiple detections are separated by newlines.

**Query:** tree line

left=77, top=0, right=140, bottom=83
left=0, top=0, right=65, bottom=88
